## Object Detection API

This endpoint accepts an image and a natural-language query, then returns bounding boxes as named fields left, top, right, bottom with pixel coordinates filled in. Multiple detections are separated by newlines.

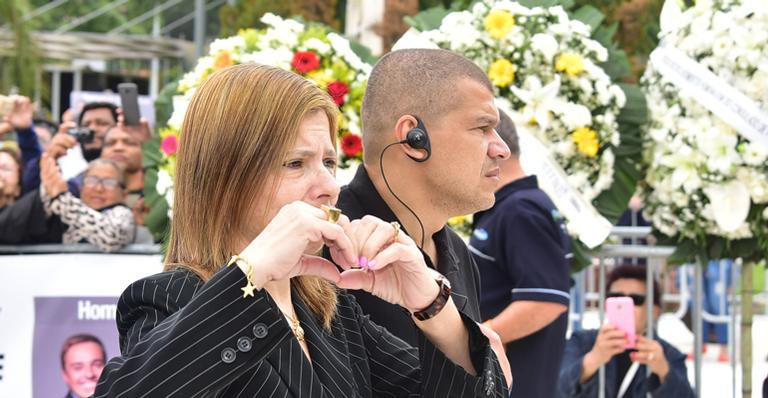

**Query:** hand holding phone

left=605, top=296, right=637, bottom=349
left=118, top=83, right=141, bottom=126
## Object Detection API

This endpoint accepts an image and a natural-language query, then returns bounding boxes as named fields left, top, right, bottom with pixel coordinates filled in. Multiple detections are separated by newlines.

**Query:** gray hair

left=84, top=158, right=125, bottom=188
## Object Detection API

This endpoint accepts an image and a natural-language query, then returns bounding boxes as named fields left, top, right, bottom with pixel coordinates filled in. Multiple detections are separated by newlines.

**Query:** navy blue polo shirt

left=469, top=175, right=571, bottom=398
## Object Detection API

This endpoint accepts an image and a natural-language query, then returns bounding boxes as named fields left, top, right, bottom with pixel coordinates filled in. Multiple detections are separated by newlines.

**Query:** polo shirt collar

left=495, top=175, right=539, bottom=203
left=346, top=165, right=460, bottom=275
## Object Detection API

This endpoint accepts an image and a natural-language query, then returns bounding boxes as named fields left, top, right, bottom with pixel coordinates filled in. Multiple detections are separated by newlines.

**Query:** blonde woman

left=94, top=64, right=506, bottom=397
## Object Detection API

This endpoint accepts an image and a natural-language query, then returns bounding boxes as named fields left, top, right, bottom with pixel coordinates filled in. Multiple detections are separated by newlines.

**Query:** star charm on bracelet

left=241, top=280, right=256, bottom=298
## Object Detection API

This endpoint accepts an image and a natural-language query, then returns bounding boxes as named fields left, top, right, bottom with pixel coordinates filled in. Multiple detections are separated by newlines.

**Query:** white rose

left=531, top=33, right=559, bottom=61
left=302, top=38, right=331, bottom=55
left=156, top=169, right=173, bottom=195
left=240, top=48, right=294, bottom=70
left=558, top=103, right=592, bottom=130
left=208, top=36, right=246, bottom=55
left=704, top=179, right=751, bottom=233
left=742, top=142, right=768, bottom=165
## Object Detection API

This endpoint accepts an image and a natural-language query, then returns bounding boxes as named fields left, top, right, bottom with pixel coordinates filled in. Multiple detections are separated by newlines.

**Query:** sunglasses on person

left=83, top=176, right=122, bottom=189
left=606, top=292, right=646, bottom=306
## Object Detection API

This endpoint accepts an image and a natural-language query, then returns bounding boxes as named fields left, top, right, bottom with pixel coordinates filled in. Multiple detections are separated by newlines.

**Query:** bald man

left=332, top=49, right=511, bottom=387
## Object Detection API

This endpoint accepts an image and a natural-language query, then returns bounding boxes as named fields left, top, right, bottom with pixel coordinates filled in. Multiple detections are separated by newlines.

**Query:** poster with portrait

left=32, top=297, right=121, bottom=398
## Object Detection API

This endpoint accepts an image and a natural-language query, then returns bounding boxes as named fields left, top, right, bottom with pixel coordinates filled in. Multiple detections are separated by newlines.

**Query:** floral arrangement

left=640, top=0, right=768, bottom=261
left=405, top=0, right=627, bottom=204
left=153, top=13, right=371, bottom=213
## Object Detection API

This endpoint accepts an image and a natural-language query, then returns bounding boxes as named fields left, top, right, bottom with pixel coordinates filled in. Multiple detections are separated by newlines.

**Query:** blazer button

left=237, top=337, right=252, bottom=352
left=253, top=323, right=268, bottom=339
left=221, top=347, right=237, bottom=363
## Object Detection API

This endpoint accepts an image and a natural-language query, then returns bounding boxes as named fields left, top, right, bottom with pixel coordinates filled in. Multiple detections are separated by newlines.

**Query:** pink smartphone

left=605, top=296, right=636, bottom=349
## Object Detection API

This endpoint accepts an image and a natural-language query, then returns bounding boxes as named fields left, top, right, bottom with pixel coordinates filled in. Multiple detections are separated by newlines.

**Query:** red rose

left=340, top=133, right=362, bottom=157
left=291, top=51, right=320, bottom=74
left=327, top=81, right=349, bottom=106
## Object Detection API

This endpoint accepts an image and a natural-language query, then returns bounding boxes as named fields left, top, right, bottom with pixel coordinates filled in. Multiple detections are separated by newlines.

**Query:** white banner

left=649, top=47, right=768, bottom=150
left=0, top=253, right=162, bottom=397
left=516, top=125, right=612, bottom=248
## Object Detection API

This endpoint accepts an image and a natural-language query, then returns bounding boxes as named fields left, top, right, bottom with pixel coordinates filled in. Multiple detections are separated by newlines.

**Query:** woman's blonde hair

left=165, top=63, right=340, bottom=328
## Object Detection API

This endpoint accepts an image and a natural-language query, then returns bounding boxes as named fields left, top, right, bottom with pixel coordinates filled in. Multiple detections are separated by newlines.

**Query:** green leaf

left=154, top=82, right=178, bottom=130
left=570, top=241, right=592, bottom=273
left=616, top=84, right=648, bottom=125
left=592, top=22, right=618, bottom=48
left=518, top=0, right=558, bottom=7
left=600, top=48, right=632, bottom=80
left=572, top=5, right=604, bottom=32
left=405, top=6, right=451, bottom=31
left=708, top=236, right=726, bottom=260
left=668, top=239, right=698, bottom=265
left=348, top=38, right=378, bottom=65
left=731, top=238, right=758, bottom=260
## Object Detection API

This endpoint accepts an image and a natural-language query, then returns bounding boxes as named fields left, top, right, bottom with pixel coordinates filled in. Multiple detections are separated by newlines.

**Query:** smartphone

left=605, top=296, right=636, bottom=349
left=118, top=83, right=141, bottom=125
left=0, top=95, right=14, bottom=119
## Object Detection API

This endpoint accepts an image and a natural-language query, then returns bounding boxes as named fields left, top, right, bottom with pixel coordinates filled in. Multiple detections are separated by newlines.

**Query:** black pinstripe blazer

left=94, top=265, right=508, bottom=397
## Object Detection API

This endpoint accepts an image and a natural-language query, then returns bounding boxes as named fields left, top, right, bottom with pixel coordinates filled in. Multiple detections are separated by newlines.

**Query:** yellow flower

left=484, top=10, right=515, bottom=40
left=488, top=59, right=515, bottom=87
left=555, top=52, right=585, bottom=76
left=307, top=69, right=334, bottom=89
left=571, top=127, right=599, bottom=157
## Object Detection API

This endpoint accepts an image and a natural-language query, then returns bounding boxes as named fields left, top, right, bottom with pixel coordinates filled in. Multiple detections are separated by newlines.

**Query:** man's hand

left=116, top=108, right=151, bottom=143
left=46, top=130, right=78, bottom=159
left=580, top=323, right=627, bottom=384
left=631, top=336, right=669, bottom=382
left=1, top=95, right=34, bottom=130
left=479, top=322, right=512, bottom=388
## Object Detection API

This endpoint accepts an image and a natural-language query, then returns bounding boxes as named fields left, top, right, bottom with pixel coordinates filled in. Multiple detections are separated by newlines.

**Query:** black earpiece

left=399, top=116, right=431, bottom=162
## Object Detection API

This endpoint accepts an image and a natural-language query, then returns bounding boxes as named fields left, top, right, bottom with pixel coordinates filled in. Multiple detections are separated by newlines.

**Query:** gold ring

left=321, top=205, right=342, bottom=224
left=390, top=221, right=401, bottom=242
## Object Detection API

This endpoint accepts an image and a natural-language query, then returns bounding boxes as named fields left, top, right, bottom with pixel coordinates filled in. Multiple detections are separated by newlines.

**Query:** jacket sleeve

left=94, top=265, right=294, bottom=398
left=354, top=298, right=508, bottom=397
left=44, top=191, right=134, bottom=252
left=15, top=125, right=41, bottom=166
left=558, top=331, right=599, bottom=398
left=0, top=189, right=49, bottom=244
left=648, top=343, right=695, bottom=397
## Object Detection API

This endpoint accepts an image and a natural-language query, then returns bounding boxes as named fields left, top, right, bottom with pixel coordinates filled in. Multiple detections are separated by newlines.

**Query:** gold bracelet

left=228, top=255, right=257, bottom=298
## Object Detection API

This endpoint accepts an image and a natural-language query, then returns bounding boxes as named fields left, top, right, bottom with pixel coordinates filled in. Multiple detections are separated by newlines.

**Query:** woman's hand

left=40, top=153, right=68, bottom=198
left=335, top=215, right=440, bottom=313
left=239, top=201, right=358, bottom=289
left=631, top=336, right=669, bottom=382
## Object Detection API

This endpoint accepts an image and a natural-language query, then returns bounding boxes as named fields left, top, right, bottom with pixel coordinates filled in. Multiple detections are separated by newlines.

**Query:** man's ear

left=393, top=115, right=427, bottom=161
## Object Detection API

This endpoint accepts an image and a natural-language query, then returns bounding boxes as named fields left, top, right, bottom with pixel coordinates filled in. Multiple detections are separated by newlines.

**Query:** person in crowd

left=60, top=334, right=106, bottom=398
left=93, top=64, right=507, bottom=397
left=100, top=125, right=144, bottom=208
left=40, top=154, right=135, bottom=252
left=0, top=95, right=42, bottom=196
left=468, top=109, right=571, bottom=397
left=0, top=147, right=21, bottom=208
left=0, top=147, right=66, bottom=243
left=332, top=48, right=512, bottom=387
left=56, top=102, right=118, bottom=161
left=558, top=264, right=694, bottom=397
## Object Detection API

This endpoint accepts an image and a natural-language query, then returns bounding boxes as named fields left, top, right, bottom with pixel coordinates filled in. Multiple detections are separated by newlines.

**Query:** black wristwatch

left=412, top=274, right=452, bottom=321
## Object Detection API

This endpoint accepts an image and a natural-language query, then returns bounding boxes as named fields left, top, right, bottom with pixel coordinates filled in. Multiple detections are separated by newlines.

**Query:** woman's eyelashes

left=282, top=157, right=337, bottom=170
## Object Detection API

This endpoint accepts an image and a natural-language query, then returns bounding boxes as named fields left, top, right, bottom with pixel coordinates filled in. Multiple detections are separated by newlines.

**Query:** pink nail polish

left=367, top=260, right=377, bottom=268
left=359, top=256, right=368, bottom=268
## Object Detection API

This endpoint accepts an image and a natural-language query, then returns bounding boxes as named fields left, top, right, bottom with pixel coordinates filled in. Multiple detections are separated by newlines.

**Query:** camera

left=66, top=127, right=95, bottom=144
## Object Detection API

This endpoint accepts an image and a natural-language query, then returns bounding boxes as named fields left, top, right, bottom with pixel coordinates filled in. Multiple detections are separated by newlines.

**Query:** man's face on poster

left=61, top=341, right=105, bottom=397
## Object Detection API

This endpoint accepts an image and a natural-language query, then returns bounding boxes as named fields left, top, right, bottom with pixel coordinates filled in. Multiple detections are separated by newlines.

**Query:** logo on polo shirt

left=551, top=209, right=564, bottom=221
left=473, top=228, right=489, bottom=241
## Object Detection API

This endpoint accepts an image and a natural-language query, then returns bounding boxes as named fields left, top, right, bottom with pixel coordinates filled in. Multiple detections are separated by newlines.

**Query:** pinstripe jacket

left=94, top=264, right=508, bottom=397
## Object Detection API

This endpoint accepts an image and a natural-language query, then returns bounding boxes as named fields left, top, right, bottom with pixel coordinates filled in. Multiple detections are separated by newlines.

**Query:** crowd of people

left=0, top=96, right=152, bottom=250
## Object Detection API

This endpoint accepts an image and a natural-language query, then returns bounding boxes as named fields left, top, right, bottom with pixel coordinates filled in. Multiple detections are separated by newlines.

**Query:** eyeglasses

left=83, top=176, right=121, bottom=189
left=606, top=292, right=646, bottom=306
